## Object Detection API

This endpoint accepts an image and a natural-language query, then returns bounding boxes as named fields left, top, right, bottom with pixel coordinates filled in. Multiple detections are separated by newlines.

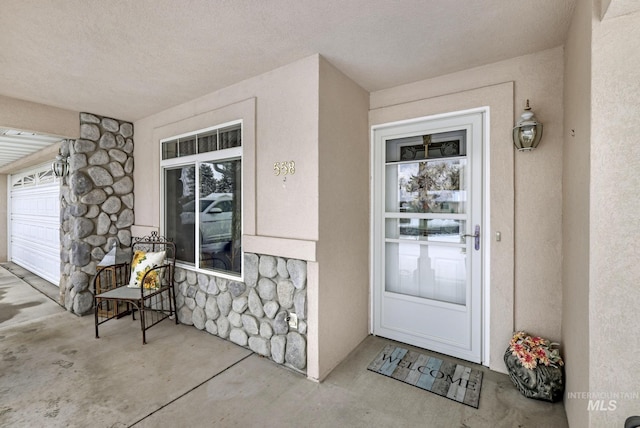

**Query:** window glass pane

left=219, top=124, right=241, bottom=149
left=198, top=131, right=217, bottom=154
left=162, top=140, right=178, bottom=160
left=39, top=169, right=54, bottom=184
left=164, top=166, right=196, bottom=265
left=162, top=122, right=243, bottom=278
left=179, top=137, right=196, bottom=157
left=199, top=160, right=242, bottom=275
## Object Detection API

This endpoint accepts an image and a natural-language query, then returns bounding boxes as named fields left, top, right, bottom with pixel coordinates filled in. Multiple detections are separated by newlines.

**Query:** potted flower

left=504, top=331, right=564, bottom=402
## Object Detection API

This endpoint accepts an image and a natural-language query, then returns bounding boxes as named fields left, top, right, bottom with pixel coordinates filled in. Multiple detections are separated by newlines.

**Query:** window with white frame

left=161, top=122, right=242, bottom=277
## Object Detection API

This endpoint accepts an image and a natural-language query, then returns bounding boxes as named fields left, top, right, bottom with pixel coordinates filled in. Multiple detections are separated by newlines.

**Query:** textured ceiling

left=0, top=0, right=575, bottom=122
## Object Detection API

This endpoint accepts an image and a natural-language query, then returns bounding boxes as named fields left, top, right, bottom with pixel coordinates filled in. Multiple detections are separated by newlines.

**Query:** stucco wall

left=133, top=56, right=319, bottom=245
left=315, top=58, right=370, bottom=380
left=562, top=0, right=592, bottom=425
left=370, top=46, right=564, bottom=372
left=590, top=7, right=640, bottom=427
left=133, top=55, right=325, bottom=378
left=134, top=48, right=566, bottom=380
left=0, top=95, right=79, bottom=140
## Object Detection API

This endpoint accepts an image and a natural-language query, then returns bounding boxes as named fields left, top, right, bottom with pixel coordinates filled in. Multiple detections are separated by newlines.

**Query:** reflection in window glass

left=162, top=140, right=178, bottom=160
left=198, top=131, right=217, bottom=154
left=162, top=126, right=241, bottom=159
left=385, top=242, right=466, bottom=305
left=386, top=160, right=466, bottom=214
left=386, top=218, right=464, bottom=243
left=162, top=122, right=242, bottom=278
left=164, top=166, right=196, bottom=265
left=219, top=125, right=241, bottom=149
left=199, top=160, right=242, bottom=275
left=179, top=138, right=196, bottom=156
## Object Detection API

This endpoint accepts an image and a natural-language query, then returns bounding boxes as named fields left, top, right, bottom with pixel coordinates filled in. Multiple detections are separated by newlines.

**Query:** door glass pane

left=385, top=242, right=466, bottom=305
left=385, top=130, right=467, bottom=163
left=386, top=218, right=464, bottom=243
left=385, top=159, right=466, bottom=214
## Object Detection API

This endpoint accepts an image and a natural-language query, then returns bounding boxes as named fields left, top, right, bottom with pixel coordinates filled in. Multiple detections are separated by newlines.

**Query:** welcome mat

left=367, top=345, right=483, bottom=408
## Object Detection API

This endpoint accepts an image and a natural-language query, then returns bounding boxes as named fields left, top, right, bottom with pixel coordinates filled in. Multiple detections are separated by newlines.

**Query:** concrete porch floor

left=0, top=265, right=568, bottom=427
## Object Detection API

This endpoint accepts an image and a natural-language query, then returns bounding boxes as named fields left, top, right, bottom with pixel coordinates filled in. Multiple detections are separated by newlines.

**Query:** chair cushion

left=127, top=250, right=166, bottom=289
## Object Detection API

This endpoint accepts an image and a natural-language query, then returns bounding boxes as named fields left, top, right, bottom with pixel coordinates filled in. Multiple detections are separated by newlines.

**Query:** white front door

left=372, top=111, right=485, bottom=363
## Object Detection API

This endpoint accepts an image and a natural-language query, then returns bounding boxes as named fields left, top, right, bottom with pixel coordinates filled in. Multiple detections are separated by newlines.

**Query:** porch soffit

left=0, top=129, right=62, bottom=172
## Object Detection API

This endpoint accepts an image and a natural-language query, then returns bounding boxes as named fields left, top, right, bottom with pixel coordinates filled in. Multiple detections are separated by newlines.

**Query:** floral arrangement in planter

left=504, top=331, right=565, bottom=402
left=509, top=331, right=564, bottom=369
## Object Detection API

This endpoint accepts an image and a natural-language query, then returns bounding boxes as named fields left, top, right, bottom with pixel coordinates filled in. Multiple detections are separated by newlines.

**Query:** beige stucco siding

left=590, top=7, right=640, bottom=427
left=133, top=55, right=327, bottom=378
left=0, top=95, right=79, bottom=140
left=133, top=55, right=320, bottom=246
left=562, top=0, right=592, bottom=426
left=315, top=57, right=370, bottom=380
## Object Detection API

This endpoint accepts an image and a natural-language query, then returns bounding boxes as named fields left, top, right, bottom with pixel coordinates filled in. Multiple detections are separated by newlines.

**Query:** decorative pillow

left=127, top=250, right=166, bottom=289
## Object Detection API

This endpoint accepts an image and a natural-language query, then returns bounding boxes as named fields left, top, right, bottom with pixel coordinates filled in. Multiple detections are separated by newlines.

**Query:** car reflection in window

left=180, top=193, right=233, bottom=253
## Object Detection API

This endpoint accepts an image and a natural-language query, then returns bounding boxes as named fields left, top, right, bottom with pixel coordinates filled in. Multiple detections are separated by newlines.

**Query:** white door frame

left=370, top=107, right=491, bottom=366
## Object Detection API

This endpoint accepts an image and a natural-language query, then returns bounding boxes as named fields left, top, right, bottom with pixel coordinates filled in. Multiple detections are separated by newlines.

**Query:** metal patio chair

left=93, top=232, right=178, bottom=344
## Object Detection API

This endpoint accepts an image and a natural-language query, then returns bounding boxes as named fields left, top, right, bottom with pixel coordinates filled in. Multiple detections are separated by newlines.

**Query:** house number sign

left=273, top=161, right=295, bottom=176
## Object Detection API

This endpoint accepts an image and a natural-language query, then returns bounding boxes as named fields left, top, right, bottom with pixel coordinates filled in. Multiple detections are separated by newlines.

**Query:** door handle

left=461, top=225, right=480, bottom=250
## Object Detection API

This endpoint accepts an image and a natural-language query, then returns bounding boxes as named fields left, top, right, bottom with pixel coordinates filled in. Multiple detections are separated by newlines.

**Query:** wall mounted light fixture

left=52, top=145, right=69, bottom=177
left=513, top=100, right=543, bottom=151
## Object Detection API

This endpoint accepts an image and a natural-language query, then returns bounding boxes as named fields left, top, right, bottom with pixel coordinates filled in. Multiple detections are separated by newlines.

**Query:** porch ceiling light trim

left=513, top=100, right=543, bottom=152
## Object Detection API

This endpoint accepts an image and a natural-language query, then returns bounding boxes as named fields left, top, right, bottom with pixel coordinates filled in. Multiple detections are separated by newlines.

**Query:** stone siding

left=175, top=253, right=308, bottom=373
left=59, top=113, right=134, bottom=315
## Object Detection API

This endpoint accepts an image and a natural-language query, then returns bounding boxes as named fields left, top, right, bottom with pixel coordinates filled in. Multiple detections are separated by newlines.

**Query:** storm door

left=372, top=111, right=484, bottom=363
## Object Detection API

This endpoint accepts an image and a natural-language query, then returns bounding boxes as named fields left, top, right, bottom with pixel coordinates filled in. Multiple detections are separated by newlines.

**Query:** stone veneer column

left=59, top=113, right=134, bottom=315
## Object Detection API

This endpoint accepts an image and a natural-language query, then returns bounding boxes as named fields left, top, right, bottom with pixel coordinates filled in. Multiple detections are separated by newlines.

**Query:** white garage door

left=10, top=164, right=61, bottom=286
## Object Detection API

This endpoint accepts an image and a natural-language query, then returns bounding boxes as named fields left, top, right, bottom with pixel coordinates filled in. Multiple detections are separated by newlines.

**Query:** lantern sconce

left=513, top=100, right=543, bottom=152
left=52, top=146, right=69, bottom=177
